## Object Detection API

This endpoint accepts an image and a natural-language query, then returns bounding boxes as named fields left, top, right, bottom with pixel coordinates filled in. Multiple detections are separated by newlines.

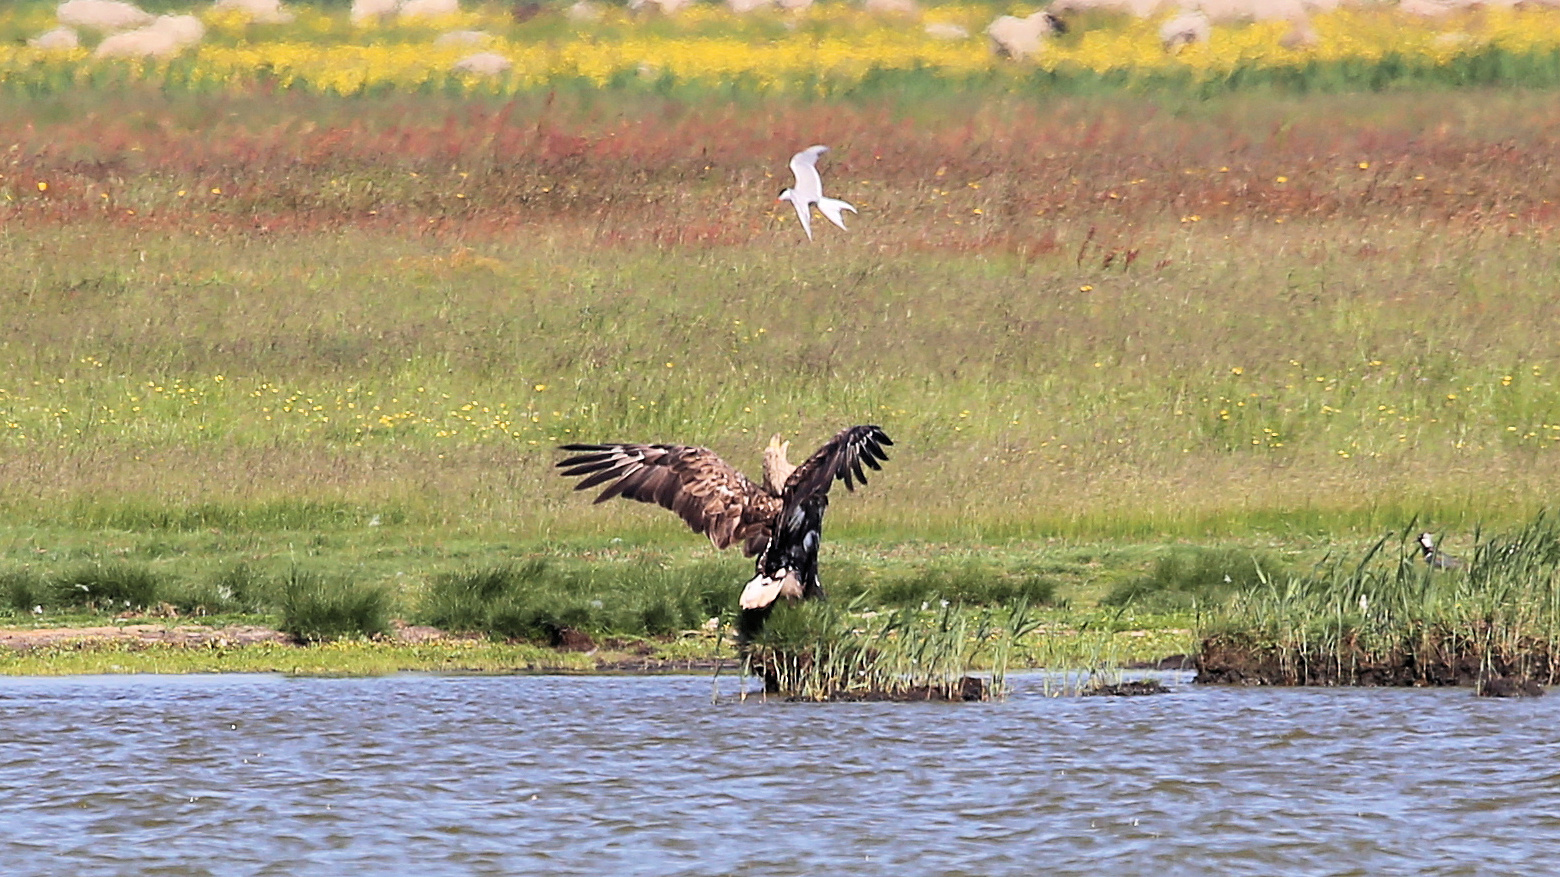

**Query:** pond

left=2, top=672, right=1558, bottom=876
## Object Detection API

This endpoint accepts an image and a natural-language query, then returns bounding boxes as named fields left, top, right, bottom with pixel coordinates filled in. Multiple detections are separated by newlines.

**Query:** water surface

left=3, top=672, right=1558, bottom=876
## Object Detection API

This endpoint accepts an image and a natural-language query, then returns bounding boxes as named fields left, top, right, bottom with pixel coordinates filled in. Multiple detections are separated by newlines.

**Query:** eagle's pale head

left=762, top=433, right=796, bottom=494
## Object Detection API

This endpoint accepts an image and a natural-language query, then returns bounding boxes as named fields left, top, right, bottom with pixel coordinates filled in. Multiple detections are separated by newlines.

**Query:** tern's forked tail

left=817, top=196, right=857, bottom=232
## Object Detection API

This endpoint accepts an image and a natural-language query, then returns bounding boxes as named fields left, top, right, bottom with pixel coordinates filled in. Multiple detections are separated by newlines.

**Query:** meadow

left=3, top=0, right=1560, bottom=677
left=9, top=0, right=1560, bottom=94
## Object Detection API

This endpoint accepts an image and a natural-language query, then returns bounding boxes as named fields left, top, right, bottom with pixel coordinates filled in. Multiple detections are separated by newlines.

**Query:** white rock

left=57, top=0, right=153, bottom=33
left=153, top=14, right=205, bottom=47
left=1183, top=0, right=1306, bottom=21
left=399, top=0, right=460, bottom=19
left=1397, top=0, right=1455, bottom=13
left=212, top=0, right=296, bottom=24
left=1049, top=0, right=1169, bottom=18
left=728, top=0, right=774, bottom=11
left=865, top=0, right=919, bottom=15
left=567, top=0, right=603, bottom=20
left=987, top=11, right=1063, bottom=60
left=924, top=21, right=969, bottom=39
left=351, top=0, right=398, bottom=23
left=93, top=14, right=203, bottom=58
left=1160, top=11, right=1210, bottom=50
left=452, top=51, right=512, bottom=75
left=28, top=26, right=81, bottom=50
left=435, top=29, right=491, bottom=46
left=95, top=26, right=179, bottom=58
left=629, top=0, right=692, bottom=12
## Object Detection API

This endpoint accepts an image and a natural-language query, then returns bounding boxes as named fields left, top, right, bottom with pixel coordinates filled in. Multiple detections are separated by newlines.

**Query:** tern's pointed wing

left=788, top=145, right=829, bottom=203
left=789, top=196, right=814, bottom=240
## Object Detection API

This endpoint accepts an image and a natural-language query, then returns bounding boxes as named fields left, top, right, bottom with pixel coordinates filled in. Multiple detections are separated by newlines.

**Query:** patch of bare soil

left=0, top=620, right=464, bottom=650
left=0, top=619, right=730, bottom=672
left=0, top=624, right=291, bottom=649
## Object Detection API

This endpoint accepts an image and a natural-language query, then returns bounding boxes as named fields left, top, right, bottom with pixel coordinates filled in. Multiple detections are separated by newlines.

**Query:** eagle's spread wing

left=782, top=425, right=893, bottom=501
left=556, top=443, right=782, bottom=556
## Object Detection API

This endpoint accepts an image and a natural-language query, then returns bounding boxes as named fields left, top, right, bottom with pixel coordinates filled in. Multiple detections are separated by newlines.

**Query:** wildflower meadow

left=1, top=0, right=1559, bottom=664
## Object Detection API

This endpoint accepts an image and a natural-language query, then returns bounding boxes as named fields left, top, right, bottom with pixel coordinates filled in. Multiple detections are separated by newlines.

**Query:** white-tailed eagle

left=556, top=425, right=892, bottom=637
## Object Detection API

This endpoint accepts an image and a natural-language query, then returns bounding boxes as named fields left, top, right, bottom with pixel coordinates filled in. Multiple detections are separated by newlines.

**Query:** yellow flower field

left=2, top=2, right=1560, bottom=93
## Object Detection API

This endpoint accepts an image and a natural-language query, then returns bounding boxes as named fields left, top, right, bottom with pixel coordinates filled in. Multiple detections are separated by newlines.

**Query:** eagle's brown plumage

left=556, top=425, right=892, bottom=560
left=555, top=443, right=783, bottom=556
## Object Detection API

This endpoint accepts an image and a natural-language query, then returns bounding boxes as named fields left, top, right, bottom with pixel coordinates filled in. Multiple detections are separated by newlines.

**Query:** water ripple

left=4, top=673, right=1560, bottom=875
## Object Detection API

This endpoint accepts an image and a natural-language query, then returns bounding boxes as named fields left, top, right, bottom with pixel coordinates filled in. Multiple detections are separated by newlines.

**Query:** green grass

left=48, top=563, right=163, bottom=611
left=743, top=599, right=1042, bottom=700
left=1102, top=546, right=1288, bottom=613
left=277, top=568, right=393, bottom=642
left=0, top=83, right=1554, bottom=676
left=419, top=558, right=733, bottom=640
left=1203, top=512, right=1560, bottom=684
left=0, top=638, right=607, bottom=676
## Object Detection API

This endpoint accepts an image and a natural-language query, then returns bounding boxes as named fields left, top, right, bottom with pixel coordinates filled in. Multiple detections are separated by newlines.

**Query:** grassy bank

left=1200, top=514, right=1560, bottom=688
left=4, top=89, right=1560, bottom=541
left=2, top=79, right=1557, bottom=674
left=0, top=530, right=1200, bottom=673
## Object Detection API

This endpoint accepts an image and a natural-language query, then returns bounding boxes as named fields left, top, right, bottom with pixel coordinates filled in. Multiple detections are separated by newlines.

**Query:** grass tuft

left=420, top=559, right=736, bottom=642
left=1105, top=547, right=1285, bottom=613
left=2, top=570, right=48, bottom=614
left=744, top=599, right=1041, bottom=701
left=858, top=561, right=1060, bottom=608
left=277, top=569, right=392, bottom=643
left=1201, top=513, right=1560, bottom=686
left=49, top=564, right=162, bottom=611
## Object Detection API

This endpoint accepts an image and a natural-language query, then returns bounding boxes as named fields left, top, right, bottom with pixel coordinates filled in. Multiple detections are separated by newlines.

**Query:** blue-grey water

left=3, top=671, right=1559, bottom=876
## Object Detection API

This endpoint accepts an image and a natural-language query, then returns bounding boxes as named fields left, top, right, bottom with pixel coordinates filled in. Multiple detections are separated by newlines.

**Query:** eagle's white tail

left=740, top=569, right=804, bottom=610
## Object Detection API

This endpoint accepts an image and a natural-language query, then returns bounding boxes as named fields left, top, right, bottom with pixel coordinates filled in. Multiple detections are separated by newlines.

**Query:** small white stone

left=29, top=26, right=81, bottom=50
left=924, top=21, right=969, bottom=40
left=452, top=51, right=512, bottom=76
left=57, top=0, right=153, bottom=33
left=435, top=29, right=491, bottom=46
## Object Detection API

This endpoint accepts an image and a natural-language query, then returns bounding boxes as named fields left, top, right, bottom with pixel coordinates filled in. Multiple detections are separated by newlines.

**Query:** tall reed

left=743, top=599, right=1042, bottom=701
left=1202, top=513, right=1560, bottom=685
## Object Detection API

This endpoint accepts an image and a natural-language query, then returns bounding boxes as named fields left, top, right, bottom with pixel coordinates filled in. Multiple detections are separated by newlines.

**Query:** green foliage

left=2, top=570, right=47, bottom=614
left=746, top=599, right=1042, bottom=701
left=1, top=90, right=1560, bottom=538
left=59, top=500, right=407, bottom=532
left=277, top=569, right=391, bottom=642
left=49, top=564, right=162, bottom=611
left=1104, top=547, right=1284, bottom=612
left=208, top=563, right=271, bottom=612
left=157, top=579, right=246, bottom=617
left=844, top=561, right=1059, bottom=608
left=420, top=559, right=736, bottom=642
left=1206, top=513, right=1560, bottom=682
